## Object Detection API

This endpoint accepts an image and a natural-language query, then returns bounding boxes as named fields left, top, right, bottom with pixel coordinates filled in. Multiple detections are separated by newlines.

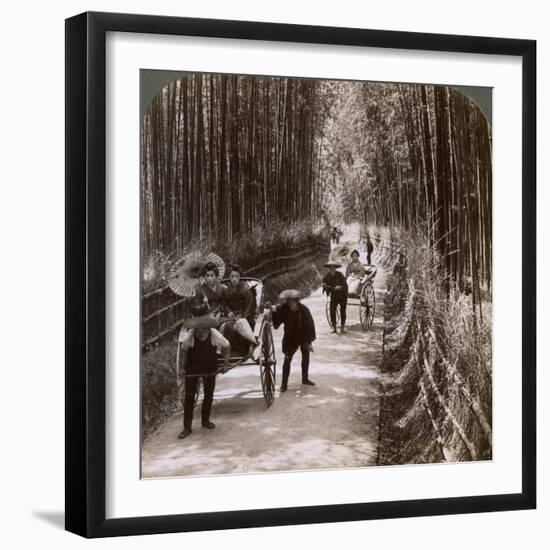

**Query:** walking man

left=366, top=235, right=374, bottom=265
left=176, top=307, right=230, bottom=440
left=322, top=260, right=348, bottom=334
left=266, top=289, right=316, bottom=392
left=331, top=226, right=342, bottom=245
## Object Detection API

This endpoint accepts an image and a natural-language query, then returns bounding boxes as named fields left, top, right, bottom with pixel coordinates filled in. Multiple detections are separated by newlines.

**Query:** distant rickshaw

left=324, top=265, right=377, bottom=331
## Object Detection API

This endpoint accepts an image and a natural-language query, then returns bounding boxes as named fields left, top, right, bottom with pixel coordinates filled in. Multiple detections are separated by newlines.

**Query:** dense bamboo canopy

left=141, top=73, right=329, bottom=258
left=141, top=75, right=492, bottom=302
left=319, top=82, right=492, bottom=301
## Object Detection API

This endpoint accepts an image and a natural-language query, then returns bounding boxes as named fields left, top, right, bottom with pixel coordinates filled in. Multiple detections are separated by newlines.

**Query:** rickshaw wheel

left=359, top=281, right=376, bottom=330
left=325, top=299, right=341, bottom=328
left=259, top=321, right=276, bottom=407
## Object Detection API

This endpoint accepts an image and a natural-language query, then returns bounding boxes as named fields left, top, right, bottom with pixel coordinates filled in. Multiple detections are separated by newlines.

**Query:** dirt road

left=141, top=234, right=386, bottom=478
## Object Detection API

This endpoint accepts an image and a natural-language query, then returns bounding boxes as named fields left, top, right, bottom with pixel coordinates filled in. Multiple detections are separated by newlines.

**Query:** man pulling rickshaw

left=169, top=251, right=278, bottom=441
left=322, top=249, right=377, bottom=332
left=322, top=260, right=348, bottom=334
left=176, top=306, right=230, bottom=439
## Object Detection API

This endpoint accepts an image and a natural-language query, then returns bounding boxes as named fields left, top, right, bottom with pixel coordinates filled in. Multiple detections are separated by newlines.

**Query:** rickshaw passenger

left=222, top=265, right=258, bottom=355
left=195, top=262, right=227, bottom=316
left=346, top=249, right=366, bottom=294
left=178, top=262, right=227, bottom=342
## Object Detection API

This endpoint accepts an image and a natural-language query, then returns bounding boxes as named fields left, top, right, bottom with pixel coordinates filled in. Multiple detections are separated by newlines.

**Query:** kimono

left=195, top=281, right=227, bottom=315
left=346, top=259, right=366, bottom=278
left=222, top=281, right=257, bottom=355
left=223, top=281, right=255, bottom=323
left=346, top=260, right=366, bottom=294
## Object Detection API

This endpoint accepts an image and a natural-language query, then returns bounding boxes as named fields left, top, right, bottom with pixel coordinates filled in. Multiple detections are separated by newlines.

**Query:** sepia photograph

left=139, top=70, right=492, bottom=478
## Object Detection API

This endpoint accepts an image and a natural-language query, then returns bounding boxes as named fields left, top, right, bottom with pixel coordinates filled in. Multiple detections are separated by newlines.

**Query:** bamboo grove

left=141, top=74, right=328, bottom=259
left=141, top=75, right=492, bottom=306
left=320, top=82, right=492, bottom=304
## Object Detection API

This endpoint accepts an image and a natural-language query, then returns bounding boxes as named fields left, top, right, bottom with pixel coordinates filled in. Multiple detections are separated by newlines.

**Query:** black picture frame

left=65, top=11, right=536, bottom=538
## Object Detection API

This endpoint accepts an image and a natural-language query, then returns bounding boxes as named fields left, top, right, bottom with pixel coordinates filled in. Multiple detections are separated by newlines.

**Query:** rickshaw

left=175, top=277, right=277, bottom=408
left=324, top=265, right=377, bottom=331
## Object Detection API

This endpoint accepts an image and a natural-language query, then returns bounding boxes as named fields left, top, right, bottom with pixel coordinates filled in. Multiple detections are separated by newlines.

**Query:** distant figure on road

left=322, top=260, right=348, bottom=334
left=176, top=307, right=230, bottom=440
left=331, top=226, right=342, bottom=245
left=346, top=249, right=367, bottom=295
left=266, top=289, right=316, bottom=392
left=365, top=235, right=374, bottom=265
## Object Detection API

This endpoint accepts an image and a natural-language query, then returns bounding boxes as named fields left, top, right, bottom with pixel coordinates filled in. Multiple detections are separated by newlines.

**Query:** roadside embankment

left=374, top=228, right=492, bottom=465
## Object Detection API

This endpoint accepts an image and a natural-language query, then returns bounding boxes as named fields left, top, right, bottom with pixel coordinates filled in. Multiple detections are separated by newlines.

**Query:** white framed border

left=105, top=31, right=522, bottom=519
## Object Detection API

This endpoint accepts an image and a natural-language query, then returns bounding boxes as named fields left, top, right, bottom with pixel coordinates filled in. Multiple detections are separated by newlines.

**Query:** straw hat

left=278, top=289, right=302, bottom=301
left=182, top=314, right=219, bottom=330
left=324, top=260, right=341, bottom=268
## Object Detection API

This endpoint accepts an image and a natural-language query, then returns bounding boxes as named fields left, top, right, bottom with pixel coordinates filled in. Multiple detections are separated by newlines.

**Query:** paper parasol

left=329, top=243, right=351, bottom=262
left=168, top=251, right=226, bottom=297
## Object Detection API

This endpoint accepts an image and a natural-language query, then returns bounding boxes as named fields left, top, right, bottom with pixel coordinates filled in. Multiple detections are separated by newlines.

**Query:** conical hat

left=278, top=289, right=302, bottom=300
left=182, top=314, right=219, bottom=329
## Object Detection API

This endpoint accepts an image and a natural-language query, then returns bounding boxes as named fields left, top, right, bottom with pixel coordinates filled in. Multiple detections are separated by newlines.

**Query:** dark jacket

left=195, top=282, right=226, bottom=314
left=272, top=303, right=316, bottom=353
left=322, top=271, right=348, bottom=302
left=223, top=281, right=255, bottom=321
